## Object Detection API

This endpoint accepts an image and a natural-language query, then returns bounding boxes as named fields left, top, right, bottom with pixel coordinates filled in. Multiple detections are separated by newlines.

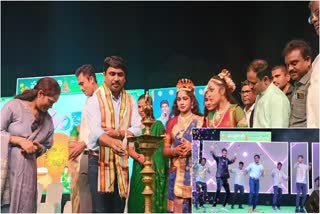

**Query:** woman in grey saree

left=1, top=77, right=60, bottom=213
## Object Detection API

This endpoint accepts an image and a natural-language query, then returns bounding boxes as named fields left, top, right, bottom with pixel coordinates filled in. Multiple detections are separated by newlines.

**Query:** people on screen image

left=194, top=157, right=210, bottom=210
left=210, top=147, right=236, bottom=212
left=245, top=154, right=264, bottom=213
left=157, top=99, right=170, bottom=127
left=294, top=155, right=311, bottom=213
left=271, top=162, right=288, bottom=211
left=230, top=161, right=247, bottom=209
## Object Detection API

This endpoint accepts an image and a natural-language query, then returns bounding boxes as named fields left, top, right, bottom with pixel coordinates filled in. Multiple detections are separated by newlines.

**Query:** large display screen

left=198, top=141, right=289, bottom=193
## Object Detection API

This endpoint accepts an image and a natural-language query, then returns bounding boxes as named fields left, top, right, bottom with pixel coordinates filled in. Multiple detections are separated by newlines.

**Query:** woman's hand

left=181, top=138, right=192, bottom=156
left=20, top=139, right=36, bottom=154
left=173, top=144, right=184, bottom=157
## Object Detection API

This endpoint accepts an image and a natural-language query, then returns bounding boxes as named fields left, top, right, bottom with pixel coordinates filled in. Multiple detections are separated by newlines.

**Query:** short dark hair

left=103, top=55, right=127, bottom=74
left=201, top=157, right=207, bottom=162
left=160, top=100, right=169, bottom=107
left=298, top=155, right=304, bottom=159
left=254, top=154, right=260, bottom=159
left=239, top=161, right=244, bottom=165
left=282, top=40, right=312, bottom=60
left=75, top=64, right=97, bottom=83
left=247, top=59, right=271, bottom=80
left=271, top=65, right=288, bottom=74
left=222, top=148, right=227, bottom=153
left=241, top=80, right=250, bottom=88
left=277, top=162, right=283, bottom=166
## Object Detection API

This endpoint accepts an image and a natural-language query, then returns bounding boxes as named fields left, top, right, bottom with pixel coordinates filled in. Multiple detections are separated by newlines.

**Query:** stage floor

left=192, top=204, right=296, bottom=213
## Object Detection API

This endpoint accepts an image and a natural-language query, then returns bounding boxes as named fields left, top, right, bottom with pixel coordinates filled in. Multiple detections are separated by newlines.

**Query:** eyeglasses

left=308, top=10, right=319, bottom=24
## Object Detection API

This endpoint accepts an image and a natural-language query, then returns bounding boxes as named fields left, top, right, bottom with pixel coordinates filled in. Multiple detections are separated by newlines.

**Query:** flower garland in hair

left=217, top=69, right=236, bottom=93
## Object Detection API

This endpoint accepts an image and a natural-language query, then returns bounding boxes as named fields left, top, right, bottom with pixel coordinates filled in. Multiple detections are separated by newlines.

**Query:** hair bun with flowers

left=176, top=78, right=195, bottom=93
left=217, top=69, right=236, bottom=93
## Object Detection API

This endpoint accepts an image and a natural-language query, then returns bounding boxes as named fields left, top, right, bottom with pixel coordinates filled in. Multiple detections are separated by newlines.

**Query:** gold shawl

left=96, top=84, right=133, bottom=198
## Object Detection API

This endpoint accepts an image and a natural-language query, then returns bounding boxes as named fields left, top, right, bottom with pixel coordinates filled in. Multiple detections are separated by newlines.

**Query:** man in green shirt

left=246, top=59, right=291, bottom=128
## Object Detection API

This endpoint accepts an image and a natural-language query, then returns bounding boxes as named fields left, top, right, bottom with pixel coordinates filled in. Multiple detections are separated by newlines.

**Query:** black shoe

left=231, top=205, right=234, bottom=209
left=299, top=208, right=305, bottom=213
left=239, top=206, right=244, bottom=209
left=295, top=208, right=300, bottom=213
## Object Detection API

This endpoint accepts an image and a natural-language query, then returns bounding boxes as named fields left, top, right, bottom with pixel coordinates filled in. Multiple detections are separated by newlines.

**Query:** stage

left=193, top=204, right=296, bottom=213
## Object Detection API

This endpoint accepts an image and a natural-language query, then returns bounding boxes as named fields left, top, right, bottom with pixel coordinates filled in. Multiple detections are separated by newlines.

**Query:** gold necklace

left=179, top=113, right=194, bottom=131
left=212, top=103, right=230, bottom=128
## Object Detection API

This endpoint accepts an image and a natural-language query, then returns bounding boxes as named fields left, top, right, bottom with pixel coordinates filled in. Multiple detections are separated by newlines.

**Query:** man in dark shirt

left=210, top=146, right=237, bottom=212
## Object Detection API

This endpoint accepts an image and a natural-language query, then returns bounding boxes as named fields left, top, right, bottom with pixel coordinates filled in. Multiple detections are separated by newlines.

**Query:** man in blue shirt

left=245, top=154, right=264, bottom=213
left=210, top=147, right=236, bottom=212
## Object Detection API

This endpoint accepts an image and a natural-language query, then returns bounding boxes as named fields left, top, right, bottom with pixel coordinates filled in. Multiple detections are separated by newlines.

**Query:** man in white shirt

left=194, top=157, right=211, bottom=209
left=68, top=64, right=99, bottom=213
left=240, top=81, right=256, bottom=127
left=245, top=154, right=264, bottom=213
left=294, top=155, right=311, bottom=213
left=85, top=56, right=141, bottom=212
left=230, top=161, right=247, bottom=209
left=271, top=162, right=288, bottom=211
left=307, top=0, right=319, bottom=128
